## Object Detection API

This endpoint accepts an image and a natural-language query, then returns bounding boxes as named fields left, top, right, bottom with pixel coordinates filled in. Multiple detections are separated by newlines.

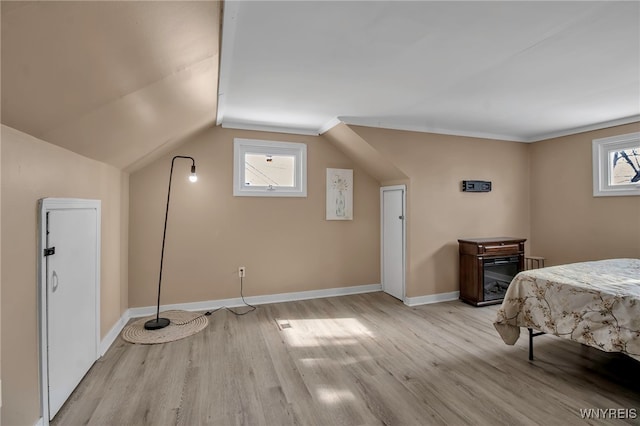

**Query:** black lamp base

left=144, top=317, right=170, bottom=330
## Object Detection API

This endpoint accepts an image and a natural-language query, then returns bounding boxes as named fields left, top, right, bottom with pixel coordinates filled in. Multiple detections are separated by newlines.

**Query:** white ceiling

left=218, top=1, right=640, bottom=141
left=1, top=1, right=219, bottom=170
left=2, top=1, right=637, bottom=171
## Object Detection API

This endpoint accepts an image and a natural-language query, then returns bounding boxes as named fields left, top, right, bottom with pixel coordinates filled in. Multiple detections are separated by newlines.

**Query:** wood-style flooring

left=53, top=292, right=640, bottom=425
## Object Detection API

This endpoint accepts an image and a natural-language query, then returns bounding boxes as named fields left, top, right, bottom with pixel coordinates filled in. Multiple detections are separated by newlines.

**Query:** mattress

left=494, top=258, right=640, bottom=361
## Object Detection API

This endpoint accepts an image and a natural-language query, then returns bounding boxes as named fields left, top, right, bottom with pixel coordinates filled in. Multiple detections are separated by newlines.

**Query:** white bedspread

left=494, top=258, right=640, bottom=361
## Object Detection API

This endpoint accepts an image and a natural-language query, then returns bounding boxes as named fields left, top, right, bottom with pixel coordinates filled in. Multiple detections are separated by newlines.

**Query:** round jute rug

left=121, top=310, right=208, bottom=344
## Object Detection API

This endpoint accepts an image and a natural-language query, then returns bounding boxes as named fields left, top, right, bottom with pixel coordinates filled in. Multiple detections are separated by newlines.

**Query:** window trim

left=592, top=131, right=640, bottom=197
left=233, top=138, right=307, bottom=197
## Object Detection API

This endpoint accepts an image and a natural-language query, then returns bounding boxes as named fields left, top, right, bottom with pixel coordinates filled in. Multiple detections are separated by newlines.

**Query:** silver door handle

left=52, top=270, right=59, bottom=293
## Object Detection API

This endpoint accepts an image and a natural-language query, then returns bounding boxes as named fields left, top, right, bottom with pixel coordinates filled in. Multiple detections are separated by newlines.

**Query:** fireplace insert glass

left=483, top=256, right=519, bottom=301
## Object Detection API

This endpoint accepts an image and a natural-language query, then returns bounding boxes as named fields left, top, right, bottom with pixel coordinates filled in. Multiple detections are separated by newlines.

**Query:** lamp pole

left=145, top=155, right=197, bottom=330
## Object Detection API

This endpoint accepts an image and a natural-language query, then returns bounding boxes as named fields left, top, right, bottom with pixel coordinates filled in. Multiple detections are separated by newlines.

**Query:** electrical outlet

left=238, top=266, right=246, bottom=278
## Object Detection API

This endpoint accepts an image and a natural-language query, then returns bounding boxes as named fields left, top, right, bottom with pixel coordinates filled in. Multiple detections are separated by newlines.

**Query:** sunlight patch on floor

left=314, top=385, right=356, bottom=405
left=278, top=318, right=375, bottom=348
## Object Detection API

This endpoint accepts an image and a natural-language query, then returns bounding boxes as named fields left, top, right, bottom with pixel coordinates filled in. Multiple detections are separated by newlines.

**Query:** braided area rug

left=121, top=310, right=208, bottom=344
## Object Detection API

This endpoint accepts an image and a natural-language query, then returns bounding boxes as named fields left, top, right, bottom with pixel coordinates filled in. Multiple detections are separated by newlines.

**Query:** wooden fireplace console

left=458, top=237, right=526, bottom=306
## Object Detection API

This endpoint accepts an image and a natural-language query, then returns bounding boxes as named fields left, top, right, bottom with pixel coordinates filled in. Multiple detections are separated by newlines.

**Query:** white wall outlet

left=238, top=266, right=246, bottom=278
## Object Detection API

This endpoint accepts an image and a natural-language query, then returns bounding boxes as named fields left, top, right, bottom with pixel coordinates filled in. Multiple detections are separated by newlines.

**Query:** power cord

left=174, top=275, right=256, bottom=325
left=172, top=309, right=218, bottom=326
left=225, top=276, right=257, bottom=316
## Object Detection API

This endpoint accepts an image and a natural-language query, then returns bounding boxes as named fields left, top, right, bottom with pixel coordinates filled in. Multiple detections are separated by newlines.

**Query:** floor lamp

left=145, top=155, right=198, bottom=330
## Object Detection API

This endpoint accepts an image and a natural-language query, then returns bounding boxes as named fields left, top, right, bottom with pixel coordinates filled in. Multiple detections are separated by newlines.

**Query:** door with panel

left=381, top=186, right=405, bottom=301
left=40, top=199, right=100, bottom=421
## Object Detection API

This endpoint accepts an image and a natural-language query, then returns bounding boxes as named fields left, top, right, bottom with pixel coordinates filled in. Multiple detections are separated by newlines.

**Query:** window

left=592, top=132, right=640, bottom=197
left=233, top=138, right=307, bottom=197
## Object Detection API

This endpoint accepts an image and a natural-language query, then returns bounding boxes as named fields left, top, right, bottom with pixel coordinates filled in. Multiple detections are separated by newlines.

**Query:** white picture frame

left=326, top=168, right=353, bottom=220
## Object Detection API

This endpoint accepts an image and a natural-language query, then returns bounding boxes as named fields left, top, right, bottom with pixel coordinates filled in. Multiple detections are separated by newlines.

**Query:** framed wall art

left=326, top=168, right=353, bottom=220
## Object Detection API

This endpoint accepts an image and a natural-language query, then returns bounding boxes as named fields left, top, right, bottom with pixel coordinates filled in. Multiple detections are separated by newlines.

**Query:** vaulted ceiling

left=2, top=1, right=639, bottom=172
left=1, top=1, right=220, bottom=171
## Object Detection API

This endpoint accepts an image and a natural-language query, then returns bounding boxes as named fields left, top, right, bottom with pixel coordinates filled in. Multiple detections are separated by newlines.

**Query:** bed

left=494, top=258, right=640, bottom=361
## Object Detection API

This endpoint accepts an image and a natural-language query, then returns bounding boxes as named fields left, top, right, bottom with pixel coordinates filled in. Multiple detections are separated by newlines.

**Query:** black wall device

left=462, top=180, right=492, bottom=192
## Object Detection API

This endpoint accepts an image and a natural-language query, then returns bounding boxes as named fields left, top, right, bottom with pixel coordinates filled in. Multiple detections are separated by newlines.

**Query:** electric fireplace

left=458, top=237, right=526, bottom=306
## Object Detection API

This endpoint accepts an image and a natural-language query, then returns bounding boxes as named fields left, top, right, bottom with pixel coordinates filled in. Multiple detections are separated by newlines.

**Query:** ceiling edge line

left=527, top=115, right=640, bottom=142
left=339, top=118, right=528, bottom=143
left=216, top=0, right=241, bottom=126
left=221, top=121, right=319, bottom=136
left=318, top=117, right=342, bottom=135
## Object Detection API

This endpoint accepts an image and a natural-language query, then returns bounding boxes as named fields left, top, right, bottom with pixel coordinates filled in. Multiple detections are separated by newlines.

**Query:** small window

left=233, top=138, right=307, bottom=197
left=592, top=132, right=640, bottom=197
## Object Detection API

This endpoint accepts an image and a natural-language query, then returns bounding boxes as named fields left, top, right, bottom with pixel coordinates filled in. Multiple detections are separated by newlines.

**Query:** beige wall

left=530, top=123, right=640, bottom=265
left=2, top=117, right=636, bottom=425
left=0, top=125, right=128, bottom=426
left=128, top=126, right=381, bottom=308
left=0, top=124, right=3, bottom=424
left=350, top=126, right=531, bottom=298
left=323, top=122, right=407, bottom=183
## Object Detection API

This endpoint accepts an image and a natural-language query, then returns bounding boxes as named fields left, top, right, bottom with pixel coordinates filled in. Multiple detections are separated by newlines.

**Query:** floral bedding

left=494, top=258, right=640, bottom=361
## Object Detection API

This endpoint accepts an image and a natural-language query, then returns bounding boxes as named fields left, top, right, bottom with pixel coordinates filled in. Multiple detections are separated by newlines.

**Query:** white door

left=381, top=186, right=405, bottom=300
left=40, top=199, right=100, bottom=421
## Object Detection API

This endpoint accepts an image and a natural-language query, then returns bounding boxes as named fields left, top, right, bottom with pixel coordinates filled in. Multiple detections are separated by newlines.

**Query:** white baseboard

left=99, top=312, right=130, bottom=356
left=404, top=291, right=460, bottom=307
left=34, top=417, right=44, bottom=426
left=128, top=283, right=382, bottom=318
left=99, top=283, right=382, bottom=355
left=99, top=286, right=456, bottom=356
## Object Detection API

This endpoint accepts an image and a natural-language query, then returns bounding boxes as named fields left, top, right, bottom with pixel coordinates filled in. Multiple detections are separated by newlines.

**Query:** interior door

left=44, top=204, right=99, bottom=419
left=381, top=186, right=405, bottom=300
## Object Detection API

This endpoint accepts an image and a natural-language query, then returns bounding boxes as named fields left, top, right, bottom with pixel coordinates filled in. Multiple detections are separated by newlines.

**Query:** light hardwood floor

left=53, top=292, right=640, bottom=425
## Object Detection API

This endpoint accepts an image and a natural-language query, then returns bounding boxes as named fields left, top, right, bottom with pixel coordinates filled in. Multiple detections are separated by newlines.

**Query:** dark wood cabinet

left=458, top=237, right=526, bottom=306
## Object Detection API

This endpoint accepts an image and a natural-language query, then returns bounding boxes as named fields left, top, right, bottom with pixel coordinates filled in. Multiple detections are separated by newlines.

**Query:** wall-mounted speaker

left=462, top=180, right=492, bottom=192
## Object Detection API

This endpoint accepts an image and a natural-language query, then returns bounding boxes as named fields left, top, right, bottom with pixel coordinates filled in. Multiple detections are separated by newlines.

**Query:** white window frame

left=592, top=131, right=640, bottom=197
left=233, top=138, right=307, bottom=197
